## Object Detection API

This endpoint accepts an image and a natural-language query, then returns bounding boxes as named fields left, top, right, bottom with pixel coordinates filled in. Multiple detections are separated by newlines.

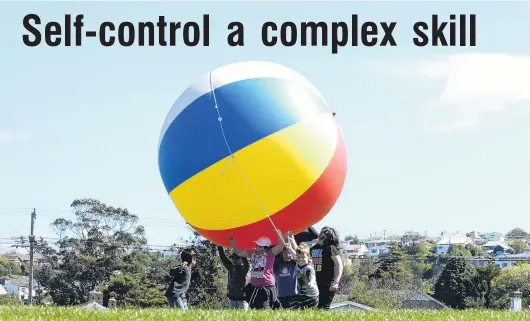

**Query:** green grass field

left=0, top=307, right=529, bottom=321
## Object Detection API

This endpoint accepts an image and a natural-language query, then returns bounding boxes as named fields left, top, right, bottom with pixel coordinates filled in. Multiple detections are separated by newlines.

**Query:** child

left=217, top=246, right=250, bottom=309
left=290, top=243, right=319, bottom=309
left=164, top=248, right=197, bottom=309
left=229, top=228, right=286, bottom=309
left=274, top=231, right=298, bottom=309
left=310, top=226, right=343, bottom=309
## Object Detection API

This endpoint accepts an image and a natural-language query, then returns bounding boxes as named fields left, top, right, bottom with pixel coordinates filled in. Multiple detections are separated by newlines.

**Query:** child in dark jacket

left=274, top=231, right=298, bottom=309
left=164, top=249, right=196, bottom=309
left=217, top=246, right=250, bottom=309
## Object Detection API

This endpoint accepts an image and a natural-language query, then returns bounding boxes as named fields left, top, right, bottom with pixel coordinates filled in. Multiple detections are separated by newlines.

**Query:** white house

left=482, top=241, right=508, bottom=253
left=435, top=235, right=473, bottom=255
left=342, top=243, right=369, bottom=257
left=495, top=253, right=530, bottom=268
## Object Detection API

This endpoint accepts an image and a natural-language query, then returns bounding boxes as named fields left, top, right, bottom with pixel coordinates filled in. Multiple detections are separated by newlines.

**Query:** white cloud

left=0, top=129, right=30, bottom=145
left=377, top=53, right=530, bottom=132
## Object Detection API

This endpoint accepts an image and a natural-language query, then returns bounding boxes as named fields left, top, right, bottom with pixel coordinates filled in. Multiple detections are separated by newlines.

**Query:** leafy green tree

left=505, top=228, right=529, bottom=240
left=358, top=256, right=378, bottom=278
left=371, top=245, right=414, bottom=289
left=448, top=245, right=472, bottom=257
left=489, top=263, right=530, bottom=309
left=344, top=235, right=360, bottom=244
left=508, top=240, right=527, bottom=254
left=99, top=250, right=169, bottom=307
left=467, top=264, right=501, bottom=308
left=100, top=271, right=166, bottom=307
left=0, top=294, right=23, bottom=306
left=45, top=198, right=147, bottom=306
left=400, top=231, right=423, bottom=253
left=0, top=256, right=22, bottom=276
left=465, top=244, right=484, bottom=257
left=433, top=257, right=476, bottom=309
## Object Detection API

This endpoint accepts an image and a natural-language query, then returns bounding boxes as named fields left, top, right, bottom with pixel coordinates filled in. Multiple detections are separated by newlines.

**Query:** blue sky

left=1, top=1, right=530, bottom=251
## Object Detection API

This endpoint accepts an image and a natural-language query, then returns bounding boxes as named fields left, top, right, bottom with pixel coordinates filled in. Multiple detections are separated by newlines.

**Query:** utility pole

left=28, top=208, right=36, bottom=306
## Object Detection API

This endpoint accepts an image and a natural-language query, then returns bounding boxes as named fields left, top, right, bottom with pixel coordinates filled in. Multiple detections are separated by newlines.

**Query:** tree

left=99, top=250, right=169, bottom=307
left=508, top=240, right=527, bottom=254
left=465, top=244, right=484, bottom=257
left=467, top=264, right=501, bottom=308
left=0, top=294, right=23, bottom=306
left=400, top=231, right=425, bottom=257
left=371, top=245, right=414, bottom=289
left=344, top=235, right=360, bottom=244
left=448, top=245, right=472, bottom=257
left=489, top=263, right=530, bottom=309
left=433, top=257, right=476, bottom=309
left=45, top=198, right=147, bottom=306
left=0, top=256, right=22, bottom=276
left=100, top=271, right=166, bottom=308
left=505, top=228, right=529, bottom=240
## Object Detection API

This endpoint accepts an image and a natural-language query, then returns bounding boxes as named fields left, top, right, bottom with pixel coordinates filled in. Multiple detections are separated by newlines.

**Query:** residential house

left=1, top=252, right=47, bottom=266
left=368, top=245, right=390, bottom=257
left=482, top=241, right=508, bottom=254
left=495, top=253, right=530, bottom=268
left=364, top=239, right=392, bottom=257
left=2, top=253, right=24, bottom=265
left=329, top=300, right=377, bottom=312
left=435, top=234, right=473, bottom=255
left=0, top=275, right=37, bottom=301
left=466, top=231, right=486, bottom=245
left=342, top=243, right=369, bottom=258
left=394, top=291, right=449, bottom=310
left=365, top=239, right=392, bottom=249
left=492, top=244, right=513, bottom=256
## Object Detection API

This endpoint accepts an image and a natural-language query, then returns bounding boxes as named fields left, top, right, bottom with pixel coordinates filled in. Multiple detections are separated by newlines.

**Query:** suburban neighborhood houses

left=339, top=230, right=530, bottom=268
left=1, top=218, right=529, bottom=311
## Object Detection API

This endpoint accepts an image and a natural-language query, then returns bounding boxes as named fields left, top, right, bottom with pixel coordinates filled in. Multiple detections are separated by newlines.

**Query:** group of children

left=164, top=226, right=343, bottom=311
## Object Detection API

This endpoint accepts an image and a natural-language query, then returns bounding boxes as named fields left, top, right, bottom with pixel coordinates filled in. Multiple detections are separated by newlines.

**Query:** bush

left=0, top=294, right=23, bottom=306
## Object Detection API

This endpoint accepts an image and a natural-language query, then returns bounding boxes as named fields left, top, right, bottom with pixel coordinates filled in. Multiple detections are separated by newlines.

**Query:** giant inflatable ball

left=158, top=61, right=347, bottom=249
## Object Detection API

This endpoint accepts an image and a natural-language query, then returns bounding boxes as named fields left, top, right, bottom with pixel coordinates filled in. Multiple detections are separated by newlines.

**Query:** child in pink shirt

left=229, top=228, right=286, bottom=309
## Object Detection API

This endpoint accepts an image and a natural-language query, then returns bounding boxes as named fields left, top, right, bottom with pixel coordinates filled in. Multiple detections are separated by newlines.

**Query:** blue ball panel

left=158, top=77, right=329, bottom=194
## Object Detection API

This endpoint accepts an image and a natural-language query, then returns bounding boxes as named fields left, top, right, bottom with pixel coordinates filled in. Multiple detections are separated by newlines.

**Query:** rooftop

left=483, top=241, right=508, bottom=247
left=437, top=236, right=472, bottom=245
left=330, top=300, right=377, bottom=311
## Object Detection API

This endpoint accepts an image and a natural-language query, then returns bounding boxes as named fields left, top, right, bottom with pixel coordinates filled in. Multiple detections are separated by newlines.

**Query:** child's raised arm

left=228, top=236, right=248, bottom=257
left=271, top=228, right=286, bottom=256
left=284, top=231, right=297, bottom=257
left=217, top=246, right=231, bottom=269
